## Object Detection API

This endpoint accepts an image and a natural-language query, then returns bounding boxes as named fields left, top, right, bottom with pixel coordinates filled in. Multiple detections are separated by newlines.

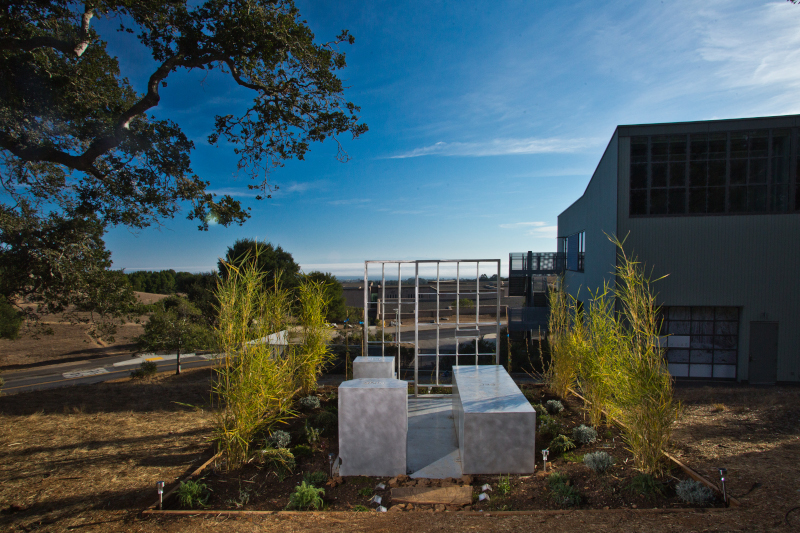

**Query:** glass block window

left=629, top=129, right=796, bottom=217
left=660, top=306, right=739, bottom=380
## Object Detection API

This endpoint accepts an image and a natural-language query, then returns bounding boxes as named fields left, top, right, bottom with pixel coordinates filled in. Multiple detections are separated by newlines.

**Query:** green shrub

left=130, top=360, right=158, bottom=379
left=0, top=297, right=23, bottom=340
left=299, top=395, right=321, bottom=410
left=292, top=444, right=313, bottom=458
left=497, top=474, right=511, bottom=496
left=545, top=400, right=564, bottom=415
left=547, top=473, right=581, bottom=507
left=268, top=429, right=291, bottom=449
left=675, top=479, right=715, bottom=506
left=313, top=410, right=338, bottom=434
left=549, top=434, right=576, bottom=455
left=357, top=487, right=373, bottom=497
left=304, top=422, right=321, bottom=446
left=583, top=451, right=614, bottom=473
left=286, top=481, right=325, bottom=510
left=303, top=471, right=328, bottom=487
left=572, top=424, right=598, bottom=445
left=626, top=474, right=665, bottom=497
left=562, top=451, right=584, bottom=463
left=176, top=480, right=211, bottom=508
left=257, top=447, right=296, bottom=481
left=351, top=504, right=369, bottom=512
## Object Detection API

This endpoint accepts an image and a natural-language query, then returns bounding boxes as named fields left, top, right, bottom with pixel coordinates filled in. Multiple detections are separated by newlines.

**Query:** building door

left=748, top=322, right=779, bottom=384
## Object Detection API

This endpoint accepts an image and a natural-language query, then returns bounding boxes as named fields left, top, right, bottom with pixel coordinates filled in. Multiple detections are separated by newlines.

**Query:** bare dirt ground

left=1, top=370, right=798, bottom=532
left=0, top=292, right=168, bottom=370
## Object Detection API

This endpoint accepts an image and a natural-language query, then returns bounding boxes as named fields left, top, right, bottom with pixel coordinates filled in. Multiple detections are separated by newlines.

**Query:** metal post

left=363, top=263, right=369, bottom=359
left=475, top=262, right=479, bottom=366
left=381, top=263, right=385, bottom=359
left=496, top=260, right=501, bottom=366
left=436, top=262, right=440, bottom=388
left=414, top=262, right=419, bottom=389
left=455, top=262, right=460, bottom=369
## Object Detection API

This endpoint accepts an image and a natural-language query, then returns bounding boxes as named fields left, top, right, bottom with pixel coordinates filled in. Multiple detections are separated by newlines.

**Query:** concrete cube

left=452, top=366, right=536, bottom=474
left=353, top=356, right=395, bottom=379
left=338, top=378, right=407, bottom=477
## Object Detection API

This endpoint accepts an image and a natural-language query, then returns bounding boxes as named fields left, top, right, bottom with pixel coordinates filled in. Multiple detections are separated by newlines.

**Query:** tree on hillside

left=304, top=271, right=346, bottom=322
left=1, top=0, right=366, bottom=339
left=218, top=239, right=301, bottom=290
left=136, top=296, right=213, bottom=374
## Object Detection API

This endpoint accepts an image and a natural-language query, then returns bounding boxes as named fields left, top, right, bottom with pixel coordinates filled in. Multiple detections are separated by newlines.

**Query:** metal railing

left=508, top=307, right=550, bottom=332
left=509, top=252, right=565, bottom=276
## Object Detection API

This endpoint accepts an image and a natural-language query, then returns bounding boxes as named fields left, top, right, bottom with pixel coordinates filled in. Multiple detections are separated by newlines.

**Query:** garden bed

left=158, top=384, right=724, bottom=513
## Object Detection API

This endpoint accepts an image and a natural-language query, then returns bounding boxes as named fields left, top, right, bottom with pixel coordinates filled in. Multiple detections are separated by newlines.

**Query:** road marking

left=62, top=367, right=109, bottom=379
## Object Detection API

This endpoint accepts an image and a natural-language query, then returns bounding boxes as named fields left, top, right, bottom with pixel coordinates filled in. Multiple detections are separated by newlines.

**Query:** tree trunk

left=176, top=346, right=181, bottom=375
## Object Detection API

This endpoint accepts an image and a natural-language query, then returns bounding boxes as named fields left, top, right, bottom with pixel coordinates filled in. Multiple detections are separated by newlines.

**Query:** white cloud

left=328, top=198, right=372, bottom=206
left=206, top=187, right=259, bottom=198
left=527, top=225, right=558, bottom=239
left=499, top=221, right=547, bottom=229
left=388, top=137, right=598, bottom=159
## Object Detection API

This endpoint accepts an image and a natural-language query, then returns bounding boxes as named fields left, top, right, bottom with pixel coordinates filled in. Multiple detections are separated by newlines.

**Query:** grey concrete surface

left=338, top=378, right=407, bottom=477
left=406, top=397, right=461, bottom=478
left=453, top=366, right=536, bottom=474
left=352, top=356, right=395, bottom=379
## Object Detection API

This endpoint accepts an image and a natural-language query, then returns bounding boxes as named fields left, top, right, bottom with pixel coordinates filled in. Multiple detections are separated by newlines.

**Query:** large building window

left=660, top=306, right=739, bottom=380
left=560, top=231, right=585, bottom=272
left=629, top=129, right=796, bottom=216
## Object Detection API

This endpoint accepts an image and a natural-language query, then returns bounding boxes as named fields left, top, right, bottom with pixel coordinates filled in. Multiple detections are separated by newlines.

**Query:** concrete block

left=353, top=356, right=395, bottom=379
left=338, top=378, right=407, bottom=477
left=452, top=366, right=536, bottom=474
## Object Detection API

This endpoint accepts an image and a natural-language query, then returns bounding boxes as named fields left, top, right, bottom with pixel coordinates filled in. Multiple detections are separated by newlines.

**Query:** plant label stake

left=718, top=468, right=727, bottom=505
left=329, top=453, right=335, bottom=478
left=542, top=449, right=549, bottom=473
left=156, top=481, right=164, bottom=510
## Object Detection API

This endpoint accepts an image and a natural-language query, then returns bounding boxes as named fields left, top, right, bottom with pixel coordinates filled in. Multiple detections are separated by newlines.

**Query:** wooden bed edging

left=141, top=507, right=730, bottom=517
left=566, top=387, right=741, bottom=507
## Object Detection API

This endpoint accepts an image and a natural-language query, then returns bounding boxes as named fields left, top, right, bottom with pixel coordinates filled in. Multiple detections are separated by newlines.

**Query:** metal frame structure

left=363, top=259, right=502, bottom=396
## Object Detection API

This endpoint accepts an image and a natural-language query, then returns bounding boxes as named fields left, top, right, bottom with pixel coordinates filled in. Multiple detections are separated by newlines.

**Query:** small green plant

left=675, top=479, right=715, bottom=506
left=299, top=395, right=321, bottom=410
left=549, top=434, right=576, bottom=455
left=176, top=479, right=211, bottom=508
left=497, top=474, right=511, bottom=496
left=626, top=473, right=665, bottom=497
left=545, top=400, right=564, bottom=415
left=562, top=451, right=585, bottom=463
left=547, top=473, right=581, bottom=507
left=351, top=504, right=369, bottom=512
left=304, top=422, right=321, bottom=446
left=358, top=487, right=373, bottom=498
left=257, top=448, right=296, bottom=481
left=583, top=451, right=615, bottom=473
left=268, top=430, right=291, bottom=449
left=292, top=444, right=313, bottom=458
left=286, top=481, right=325, bottom=510
left=226, top=486, right=251, bottom=508
left=303, top=471, right=328, bottom=487
left=604, top=429, right=613, bottom=439
left=130, top=360, right=159, bottom=379
left=572, top=424, right=598, bottom=445
left=313, top=410, right=338, bottom=434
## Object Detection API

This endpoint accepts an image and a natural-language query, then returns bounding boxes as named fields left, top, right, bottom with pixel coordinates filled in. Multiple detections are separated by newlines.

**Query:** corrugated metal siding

left=617, top=135, right=800, bottom=382
left=558, top=131, right=620, bottom=304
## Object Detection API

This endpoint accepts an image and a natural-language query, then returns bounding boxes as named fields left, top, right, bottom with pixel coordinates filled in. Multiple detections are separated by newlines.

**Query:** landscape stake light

left=329, top=453, right=335, bottom=478
left=719, top=468, right=727, bottom=504
left=542, top=449, right=549, bottom=472
left=156, top=481, right=164, bottom=510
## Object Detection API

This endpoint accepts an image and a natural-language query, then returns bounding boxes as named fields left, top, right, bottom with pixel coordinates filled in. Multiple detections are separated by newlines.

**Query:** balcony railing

left=509, top=252, right=565, bottom=277
left=508, top=307, right=550, bottom=332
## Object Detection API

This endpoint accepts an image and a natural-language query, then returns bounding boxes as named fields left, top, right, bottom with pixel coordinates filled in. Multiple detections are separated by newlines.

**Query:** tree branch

left=0, top=3, right=94, bottom=57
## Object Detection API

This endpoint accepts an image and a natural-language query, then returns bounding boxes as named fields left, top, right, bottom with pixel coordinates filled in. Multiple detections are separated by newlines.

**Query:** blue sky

left=101, top=0, right=800, bottom=277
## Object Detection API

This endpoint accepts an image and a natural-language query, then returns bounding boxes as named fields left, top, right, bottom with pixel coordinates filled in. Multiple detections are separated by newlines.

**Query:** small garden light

left=718, top=468, right=727, bottom=504
left=329, top=453, right=335, bottom=478
left=156, top=480, right=165, bottom=510
left=542, top=449, right=549, bottom=472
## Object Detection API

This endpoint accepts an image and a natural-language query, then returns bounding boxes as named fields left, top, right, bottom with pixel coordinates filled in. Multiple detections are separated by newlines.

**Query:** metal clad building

left=558, top=115, right=800, bottom=384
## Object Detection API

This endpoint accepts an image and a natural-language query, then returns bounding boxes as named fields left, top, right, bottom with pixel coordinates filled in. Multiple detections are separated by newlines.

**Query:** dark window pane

left=771, top=131, right=790, bottom=157
left=693, top=306, right=714, bottom=320
left=669, top=135, right=686, bottom=160
left=690, top=134, right=708, bottom=160
left=690, top=161, right=707, bottom=186
left=708, top=133, right=726, bottom=159
left=708, top=187, right=725, bottom=213
left=650, top=189, right=668, bottom=214
left=668, top=349, right=690, bottom=363
left=670, top=162, right=686, bottom=186
left=730, top=132, right=748, bottom=158
left=690, top=349, right=713, bottom=363
left=691, top=321, right=714, bottom=335
left=689, top=187, right=707, bottom=213
left=729, top=185, right=746, bottom=211
left=630, top=190, right=647, bottom=215
left=772, top=184, right=789, bottom=212
left=714, top=336, right=738, bottom=350
left=715, top=321, right=738, bottom=335
left=668, top=189, right=686, bottom=214
left=772, top=157, right=789, bottom=184
left=749, top=158, right=767, bottom=183
left=715, top=307, right=738, bottom=320
left=708, top=160, right=726, bottom=186
left=669, top=307, right=691, bottom=320
left=631, top=163, right=648, bottom=189
left=750, top=131, right=768, bottom=157
left=631, top=137, right=648, bottom=163
left=651, top=163, right=667, bottom=187
left=651, top=136, right=668, bottom=162
left=730, top=158, right=747, bottom=184
left=714, top=351, right=737, bottom=365
left=748, top=184, right=767, bottom=212
left=667, top=320, right=690, bottom=334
